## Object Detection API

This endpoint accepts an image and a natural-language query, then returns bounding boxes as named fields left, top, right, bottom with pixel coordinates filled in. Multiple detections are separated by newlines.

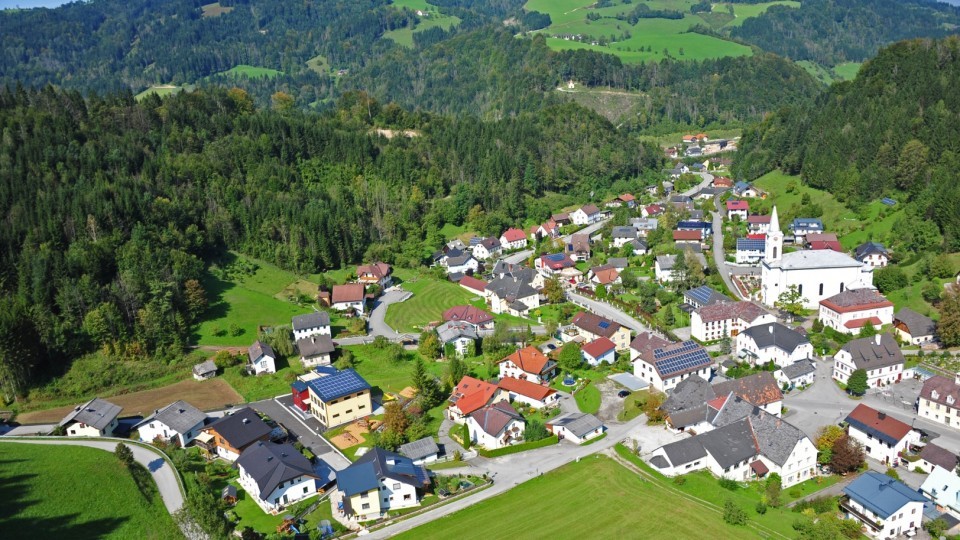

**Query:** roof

left=449, top=376, right=500, bottom=416
left=436, top=321, right=478, bottom=343
left=726, top=200, right=749, bottom=211
left=697, top=301, right=769, bottom=324
left=712, top=372, right=783, bottom=407
left=578, top=204, right=600, bottom=215
left=133, top=400, right=206, bottom=434
left=445, top=252, right=476, bottom=267
left=501, top=228, right=526, bottom=242
left=458, top=275, right=487, bottom=293
left=840, top=334, right=904, bottom=371
left=292, top=312, right=331, bottom=331
left=855, top=242, right=888, bottom=260
left=648, top=341, right=713, bottom=379
left=662, top=375, right=715, bottom=414
left=608, top=257, right=629, bottom=269
left=805, top=233, right=839, bottom=244
left=684, top=285, right=732, bottom=307
left=643, top=204, right=664, bottom=215
left=398, top=437, right=440, bottom=461
left=581, top=337, right=616, bottom=359
left=747, top=215, right=771, bottom=224
left=845, top=404, right=913, bottom=446
left=677, top=221, right=712, bottom=231
left=747, top=410, right=807, bottom=466
left=673, top=230, right=702, bottom=241
left=921, top=466, right=960, bottom=512
left=571, top=311, right=622, bottom=338
left=740, top=323, right=809, bottom=354
left=820, top=288, right=893, bottom=313
left=305, top=369, right=371, bottom=403
left=658, top=436, right=708, bottom=467
left=656, top=255, right=676, bottom=271
left=844, top=316, right=883, bottom=329
left=612, top=226, right=637, bottom=239
left=773, top=249, right=866, bottom=270
left=790, top=218, right=824, bottom=230
left=540, top=252, right=576, bottom=270
left=629, top=332, right=672, bottom=357
left=356, top=262, right=391, bottom=280
left=204, top=408, right=272, bottom=449
left=552, top=212, right=570, bottom=221
left=844, top=471, right=926, bottom=519
left=443, top=305, right=493, bottom=326
left=499, top=346, right=553, bottom=375
left=59, top=398, right=122, bottom=430
left=920, top=443, right=958, bottom=471
left=297, top=335, right=335, bottom=357
left=248, top=340, right=276, bottom=363
left=736, top=238, right=765, bottom=252
left=332, top=283, right=365, bottom=304
left=548, top=412, right=603, bottom=438
left=590, top=266, right=620, bottom=285
left=193, top=359, right=217, bottom=376
left=477, top=237, right=501, bottom=251
left=497, top=377, right=557, bottom=402
left=337, top=448, right=429, bottom=497
left=486, top=277, right=537, bottom=302
left=469, top=401, right=523, bottom=437
left=236, top=442, right=318, bottom=499
left=780, top=361, right=816, bottom=380
left=921, top=376, right=960, bottom=409
left=696, top=419, right=759, bottom=469
left=751, top=460, right=769, bottom=476
left=618, top=193, right=635, bottom=202
left=894, top=308, right=936, bottom=337
left=629, top=238, right=648, bottom=251
left=569, top=234, right=590, bottom=253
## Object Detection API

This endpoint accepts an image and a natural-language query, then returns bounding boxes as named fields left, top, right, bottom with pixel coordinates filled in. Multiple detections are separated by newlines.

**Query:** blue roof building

left=842, top=471, right=925, bottom=537
left=789, top=218, right=824, bottom=235
left=336, top=448, right=431, bottom=519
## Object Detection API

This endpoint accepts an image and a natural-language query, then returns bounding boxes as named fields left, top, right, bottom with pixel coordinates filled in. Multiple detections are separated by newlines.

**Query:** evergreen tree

left=847, top=369, right=869, bottom=396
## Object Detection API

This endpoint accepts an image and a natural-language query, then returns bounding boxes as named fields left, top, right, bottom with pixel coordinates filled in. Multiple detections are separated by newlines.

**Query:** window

left=404, top=494, right=412, bottom=500
left=840, top=283, right=845, bottom=293
left=303, top=486, right=309, bottom=494
left=359, top=404, right=366, bottom=409
left=393, top=483, right=401, bottom=490
left=360, top=492, right=368, bottom=499
left=361, top=503, right=370, bottom=510
left=333, top=413, right=340, bottom=418
left=345, top=409, right=353, bottom=414
left=798, top=284, right=803, bottom=296
left=818, top=283, right=823, bottom=296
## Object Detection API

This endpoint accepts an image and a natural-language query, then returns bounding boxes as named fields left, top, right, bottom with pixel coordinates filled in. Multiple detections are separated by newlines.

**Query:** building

left=733, top=182, right=762, bottom=198
left=398, top=437, right=440, bottom=466
left=305, top=369, right=372, bottom=427
left=833, top=334, right=905, bottom=388
left=661, top=374, right=785, bottom=429
left=435, top=321, right=478, bottom=358
left=806, top=233, right=843, bottom=252
left=761, top=207, right=873, bottom=309
left=712, top=372, right=784, bottom=417
left=588, top=265, right=620, bottom=287
left=547, top=412, right=604, bottom=444
left=247, top=340, right=277, bottom=375
left=916, top=443, right=958, bottom=474
left=775, top=361, right=817, bottom=389
left=472, top=237, right=502, bottom=260
left=193, top=359, right=217, bottom=381
left=746, top=214, right=771, bottom=234
left=567, top=234, right=591, bottom=261
left=673, top=229, right=702, bottom=245
left=893, top=308, right=936, bottom=345
left=726, top=200, right=749, bottom=220
left=497, top=346, right=557, bottom=383
left=571, top=204, right=601, bottom=225
left=683, top=285, right=732, bottom=310
left=292, top=312, right=332, bottom=341
left=530, top=220, right=560, bottom=242
left=690, top=301, right=774, bottom=342
left=336, top=448, right=431, bottom=521
left=297, top=334, right=335, bottom=368
left=551, top=212, right=571, bottom=226
left=736, top=323, right=812, bottom=367
left=628, top=238, right=649, bottom=256
left=921, top=465, right=960, bottom=516
left=236, top=442, right=321, bottom=512
left=59, top=397, right=121, bottom=437
left=485, top=276, right=540, bottom=316
left=676, top=220, right=712, bottom=239
left=818, top=288, right=894, bottom=335
left=331, top=284, right=366, bottom=315
left=197, top=408, right=272, bottom=462
left=919, top=375, right=960, bottom=430
left=466, top=401, right=525, bottom=449
left=442, top=305, right=494, bottom=331
left=458, top=275, right=487, bottom=296
left=497, top=377, right=560, bottom=409
left=134, top=400, right=207, bottom=447
left=570, top=311, right=632, bottom=351
left=790, top=218, right=825, bottom=239
left=844, top=404, right=920, bottom=465
left=641, top=205, right=664, bottom=218
left=356, top=262, right=393, bottom=288
left=581, top=337, right=616, bottom=366
left=655, top=255, right=678, bottom=283
left=631, top=333, right=713, bottom=392
left=735, top=238, right=765, bottom=264
left=536, top=253, right=579, bottom=281
left=841, top=471, right=924, bottom=538
left=442, top=249, right=479, bottom=275
left=854, top=242, right=889, bottom=268
left=611, top=226, right=638, bottom=247
left=499, top=228, right=528, bottom=250
left=447, top=376, right=505, bottom=423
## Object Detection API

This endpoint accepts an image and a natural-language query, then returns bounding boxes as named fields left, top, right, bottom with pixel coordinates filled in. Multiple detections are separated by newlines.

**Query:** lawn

left=719, top=1, right=799, bottom=28
left=394, top=455, right=767, bottom=539
left=306, top=54, right=330, bottom=75
left=383, top=0, right=460, bottom=47
left=831, top=62, right=863, bottom=81
left=220, top=65, right=283, bottom=79
left=135, top=84, right=183, bottom=101
left=0, top=443, right=181, bottom=540
left=384, top=272, right=481, bottom=333
left=344, top=344, right=445, bottom=394
left=574, top=383, right=601, bottom=414
left=752, top=170, right=860, bottom=236
left=617, top=389, right=649, bottom=421
left=221, top=356, right=305, bottom=402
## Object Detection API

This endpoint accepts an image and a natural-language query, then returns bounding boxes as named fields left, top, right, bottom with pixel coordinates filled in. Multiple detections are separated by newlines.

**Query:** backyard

left=383, top=271, right=481, bottom=333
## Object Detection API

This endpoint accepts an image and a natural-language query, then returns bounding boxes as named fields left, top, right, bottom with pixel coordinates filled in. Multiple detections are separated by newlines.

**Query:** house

left=662, top=374, right=785, bottom=430
left=611, top=226, right=638, bottom=247
left=789, top=217, right=825, bottom=240
left=581, top=337, right=616, bottom=366
left=921, top=465, right=960, bottom=516
left=713, top=176, right=734, bottom=188
left=398, top=437, right=440, bottom=466
left=677, top=220, right=713, bottom=238
left=688, top=209, right=705, bottom=222
left=630, top=217, right=660, bottom=235
left=726, top=200, right=749, bottom=220
left=499, top=228, right=528, bottom=250
left=841, top=471, right=924, bottom=538
left=916, top=443, right=958, bottom=474
left=631, top=333, right=713, bottom=392
left=472, top=237, right=502, bottom=260
left=607, top=257, right=629, bottom=271
left=336, top=448, right=430, bottom=521
left=447, top=376, right=506, bottom=423
left=919, top=375, right=960, bottom=430
left=733, top=182, right=762, bottom=198
left=655, top=255, right=677, bottom=282
left=690, top=301, right=774, bottom=342
left=466, top=401, right=525, bottom=449
left=297, top=334, right=335, bottom=368
left=535, top=252, right=577, bottom=279
left=833, top=334, right=905, bottom=388
left=673, top=229, right=702, bottom=245
left=236, top=441, right=321, bottom=512
left=628, top=238, right=648, bottom=256
left=485, top=276, right=540, bottom=316
left=497, top=376, right=560, bottom=409
left=736, top=323, right=813, bottom=367
left=442, top=249, right=479, bottom=275
left=305, top=369, right=372, bottom=427
left=356, top=262, right=393, bottom=288
left=775, top=361, right=816, bottom=389
left=134, top=400, right=207, bottom=447
left=331, top=284, right=366, bottom=315
left=193, top=359, right=217, bottom=381
left=685, top=145, right=702, bottom=157
left=642, top=204, right=664, bottom=218
left=617, top=193, right=637, bottom=208
left=458, top=275, right=487, bottom=296
left=59, top=397, right=121, bottom=437
left=571, top=204, right=601, bottom=226
left=498, top=346, right=557, bottom=383
left=845, top=404, right=920, bottom=465
left=854, top=242, right=889, bottom=268
left=547, top=412, right=604, bottom=444
left=893, top=308, right=936, bottom=345
left=683, top=285, right=732, bottom=310
left=435, top=321, right=478, bottom=358
left=530, top=220, right=561, bottom=242
left=746, top=214, right=771, bottom=234
left=712, top=372, right=784, bottom=417
left=292, top=312, right=332, bottom=341
left=551, top=212, right=572, bottom=226
left=736, top=238, right=765, bottom=264
left=805, top=233, right=842, bottom=252
left=819, top=288, right=894, bottom=334
left=570, top=311, right=632, bottom=351
left=197, top=408, right=272, bottom=461
left=567, top=234, right=591, bottom=261
left=247, top=340, right=277, bottom=375
left=589, top=265, right=620, bottom=287
left=442, top=305, right=494, bottom=331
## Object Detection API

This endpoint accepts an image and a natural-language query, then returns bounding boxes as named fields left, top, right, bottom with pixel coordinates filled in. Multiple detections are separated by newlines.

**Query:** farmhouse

left=631, top=333, right=713, bottom=392
left=499, top=228, right=528, bottom=250
left=570, top=311, right=631, bottom=351
left=547, top=412, right=604, bottom=444
left=331, top=283, right=366, bottom=315
left=472, top=237, right=502, bottom=260
left=498, top=346, right=557, bottom=383
left=854, top=242, right=889, bottom=268
left=247, top=340, right=277, bottom=375
left=735, top=323, right=812, bottom=367
left=435, top=321, right=478, bottom=358
left=60, top=397, right=121, bottom=437
left=690, top=301, right=774, bottom=342
left=442, top=305, right=494, bottom=331
left=841, top=471, right=924, bottom=538
left=919, top=375, right=960, bottom=430
left=818, top=288, right=894, bottom=334
left=661, top=373, right=784, bottom=429
left=712, top=372, right=784, bottom=417
left=292, top=311, right=332, bottom=341
left=356, top=262, right=393, bottom=288
left=398, top=437, right=440, bottom=466
left=305, top=369, right=372, bottom=427
left=571, top=204, right=601, bottom=225
left=844, top=403, right=920, bottom=465
left=236, top=441, right=321, bottom=513
left=336, top=448, right=430, bottom=521
left=466, top=401, right=525, bottom=449
left=297, top=334, right=335, bottom=367
left=683, top=285, right=732, bottom=309
left=134, top=400, right=207, bottom=447
left=497, top=376, right=560, bottom=409
left=197, top=408, right=272, bottom=462
left=581, top=337, right=616, bottom=366
left=485, top=276, right=540, bottom=316
left=833, top=334, right=904, bottom=388
left=892, top=308, right=936, bottom=345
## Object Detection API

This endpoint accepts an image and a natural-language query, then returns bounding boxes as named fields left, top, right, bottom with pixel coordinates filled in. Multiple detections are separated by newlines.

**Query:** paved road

left=250, top=396, right=351, bottom=470
left=566, top=290, right=650, bottom=334
left=335, top=289, right=412, bottom=345
left=502, top=249, right=533, bottom=265
left=561, top=217, right=609, bottom=243
left=680, top=171, right=714, bottom=198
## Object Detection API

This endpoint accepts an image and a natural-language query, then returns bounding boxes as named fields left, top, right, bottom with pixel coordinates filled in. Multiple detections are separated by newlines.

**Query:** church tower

left=765, top=205, right=783, bottom=264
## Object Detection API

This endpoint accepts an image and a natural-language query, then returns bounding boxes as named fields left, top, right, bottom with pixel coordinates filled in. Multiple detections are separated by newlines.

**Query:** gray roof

left=133, top=400, right=206, bottom=434
left=445, top=252, right=476, bottom=267
left=548, top=412, right=603, bottom=438
left=698, top=419, right=758, bottom=469
left=292, top=311, right=331, bottom=332
left=492, top=261, right=537, bottom=283
left=662, top=375, right=714, bottom=414
left=894, top=308, right=936, bottom=338
left=666, top=405, right=710, bottom=429
left=660, top=436, right=708, bottom=467
left=656, top=255, right=677, bottom=271
left=193, top=359, right=217, bottom=376
left=740, top=323, right=809, bottom=355
left=628, top=239, right=648, bottom=251
left=248, top=340, right=276, bottom=363
left=436, top=321, right=478, bottom=343
left=708, top=394, right=759, bottom=427
left=398, top=437, right=440, bottom=461
left=780, top=361, right=816, bottom=380
left=236, top=442, right=318, bottom=499
left=337, top=448, right=430, bottom=497
left=749, top=409, right=806, bottom=466
left=205, top=408, right=272, bottom=449
left=607, top=257, right=629, bottom=269
left=855, top=241, right=888, bottom=261
left=297, top=335, right=335, bottom=357
left=840, top=334, right=905, bottom=371
left=650, top=455, right=670, bottom=469
left=612, top=226, right=637, bottom=239
left=919, top=443, right=958, bottom=471
left=689, top=210, right=705, bottom=221
left=59, top=398, right=122, bottom=430
left=486, top=277, right=537, bottom=302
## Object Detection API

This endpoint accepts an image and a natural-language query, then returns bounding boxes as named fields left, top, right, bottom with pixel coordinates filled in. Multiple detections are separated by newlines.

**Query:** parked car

left=617, top=390, right=631, bottom=398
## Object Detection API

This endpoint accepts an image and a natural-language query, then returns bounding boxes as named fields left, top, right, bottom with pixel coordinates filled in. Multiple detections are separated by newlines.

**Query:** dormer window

left=932, top=390, right=940, bottom=400
left=948, top=395, right=955, bottom=406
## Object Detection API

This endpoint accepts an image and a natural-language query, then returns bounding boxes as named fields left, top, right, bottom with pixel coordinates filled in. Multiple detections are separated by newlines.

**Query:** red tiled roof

left=713, top=177, right=734, bottom=187
left=581, top=337, right=616, bottom=359
left=332, top=283, right=365, bottom=304
left=501, top=228, right=527, bottom=242
left=846, top=403, right=913, bottom=441
left=450, top=376, right=499, bottom=416
left=645, top=204, right=664, bottom=215
left=844, top=316, right=883, bottom=329
left=820, top=289, right=893, bottom=314
left=458, top=276, right=487, bottom=294
left=751, top=460, right=769, bottom=476
left=673, top=230, right=702, bottom=241
left=809, top=241, right=843, bottom=252
left=707, top=395, right=729, bottom=410
left=747, top=215, right=771, bottom=224
left=697, top=301, right=768, bottom=324
left=726, top=200, right=749, bottom=211
left=591, top=267, right=620, bottom=285
left=497, top=377, right=557, bottom=402
left=356, top=262, right=391, bottom=281
left=619, top=193, right=636, bottom=202
left=443, top=305, right=493, bottom=325
left=747, top=233, right=766, bottom=240
left=498, top=346, right=552, bottom=375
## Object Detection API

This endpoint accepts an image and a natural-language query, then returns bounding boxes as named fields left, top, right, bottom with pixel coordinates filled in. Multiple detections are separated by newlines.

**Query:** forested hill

left=733, top=36, right=960, bottom=250
left=0, top=86, right=660, bottom=394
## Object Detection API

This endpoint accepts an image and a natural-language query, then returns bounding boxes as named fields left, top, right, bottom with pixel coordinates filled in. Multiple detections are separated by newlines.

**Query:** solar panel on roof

left=598, top=321, right=610, bottom=329
left=547, top=253, right=565, bottom=261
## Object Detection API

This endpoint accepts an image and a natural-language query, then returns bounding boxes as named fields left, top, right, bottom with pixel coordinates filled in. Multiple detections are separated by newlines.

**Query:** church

left=760, top=207, right=874, bottom=309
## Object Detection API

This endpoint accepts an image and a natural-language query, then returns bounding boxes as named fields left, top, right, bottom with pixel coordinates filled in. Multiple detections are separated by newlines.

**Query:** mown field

left=219, top=65, right=283, bottom=78
left=383, top=270, right=481, bottom=332
left=383, top=0, right=460, bottom=47
left=797, top=60, right=863, bottom=85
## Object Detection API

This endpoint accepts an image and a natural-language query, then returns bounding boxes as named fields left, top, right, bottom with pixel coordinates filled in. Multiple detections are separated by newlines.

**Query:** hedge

left=477, top=435, right=559, bottom=458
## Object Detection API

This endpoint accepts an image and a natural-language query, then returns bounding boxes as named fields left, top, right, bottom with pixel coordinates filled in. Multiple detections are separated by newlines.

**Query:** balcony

left=839, top=497, right=882, bottom=533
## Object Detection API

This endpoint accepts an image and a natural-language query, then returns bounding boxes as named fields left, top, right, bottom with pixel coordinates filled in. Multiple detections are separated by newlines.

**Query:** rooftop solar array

left=736, top=239, right=766, bottom=251
left=306, top=369, right=372, bottom=402
left=686, top=286, right=714, bottom=306
left=655, top=349, right=712, bottom=377
left=546, top=253, right=566, bottom=261
left=598, top=321, right=610, bottom=329
left=653, top=340, right=698, bottom=360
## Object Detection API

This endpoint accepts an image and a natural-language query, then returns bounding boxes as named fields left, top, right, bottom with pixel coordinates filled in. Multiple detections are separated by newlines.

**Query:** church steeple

left=765, top=205, right=783, bottom=263
left=769, top=205, right=780, bottom=234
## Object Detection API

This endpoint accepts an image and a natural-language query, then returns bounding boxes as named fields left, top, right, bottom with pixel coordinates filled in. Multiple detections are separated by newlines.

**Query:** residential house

left=733, top=182, right=762, bottom=198
left=746, top=214, right=771, bottom=234
left=677, top=220, right=713, bottom=238
left=535, top=253, right=580, bottom=282
left=356, top=262, right=393, bottom=288
left=398, top=437, right=440, bottom=466
left=789, top=218, right=825, bottom=240
left=628, top=238, right=648, bottom=256
left=567, top=234, right=591, bottom=261
left=530, top=220, right=560, bottom=242
left=642, top=205, right=664, bottom=218
left=735, top=323, right=812, bottom=367
left=921, top=465, right=960, bottom=516
left=435, top=321, right=478, bottom=358
left=713, top=176, right=734, bottom=188
left=447, top=376, right=506, bottom=423
left=304, top=369, right=372, bottom=427
left=570, top=311, right=632, bottom=351
left=198, top=408, right=272, bottom=461
left=736, top=238, right=765, bottom=264
left=655, top=255, right=678, bottom=283
left=236, top=441, right=321, bottom=512
left=855, top=242, right=889, bottom=268
left=833, top=334, right=905, bottom=388
left=588, top=265, right=620, bottom=288
left=661, top=374, right=784, bottom=429
left=683, top=285, right=732, bottom=310
left=726, top=200, right=749, bottom=220
left=611, top=226, right=638, bottom=248
left=59, top=397, right=121, bottom=437
left=247, top=340, right=277, bottom=375
left=331, top=284, right=366, bottom=315
left=845, top=404, right=920, bottom=465
left=442, top=249, right=479, bottom=275
left=631, top=333, right=713, bottom=392
left=336, top=448, right=430, bottom=521
left=673, top=229, right=702, bottom=245
left=498, top=346, right=557, bottom=383
left=571, top=204, right=601, bottom=226
left=193, top=360, right=217, bottom=381
left=688, top=209, right=706, bottom=221
left=666, top=164, right=691, bottom=178
left=805, top=233, right=843, bottom=252
left=841, top=471, right=924, bottom=538
left=134, top=400, right=207, bottom=447
left=297, top=334, right=335, bottom=368
left=442, top=305, right=494, bottom=331
left=690, top=301, right=774, bottom=342
left=466, top=401, right=525, bottom=449
left=472, top=237, right=502, bottom=260
left=497, top=377, right=560, bottom=409
left=630, top=217, right=659, bottom=236
left=919, top=375, right=960, bottom=430
left=485, top=276, right=540, bottom=316
left=685, top=145, right=702, bottom=157
left=292, top=312, right=332, bottom=341
left=547, top=412, right=605, bottom=444
left=712, top=372, right=784, bottom=417
left=775, top=361, right=817, bottom=389
left=916, top=443, right=958, bottom=474
left=458, top=275, right=487, bottom=296
left=616, top=193, right=637, bottom=208
left=499, top=228, right=528, bottom=251
left=581, top=337, right=617, bottom=366
left=551, top=212, right=572, bottom=226
left=893, top=308, right=936, bottom=345
left=607, top=257, right=629, bottom=271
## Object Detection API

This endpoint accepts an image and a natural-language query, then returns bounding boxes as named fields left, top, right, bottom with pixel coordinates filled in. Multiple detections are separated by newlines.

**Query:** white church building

left=760, top=207, right=874, bottom=309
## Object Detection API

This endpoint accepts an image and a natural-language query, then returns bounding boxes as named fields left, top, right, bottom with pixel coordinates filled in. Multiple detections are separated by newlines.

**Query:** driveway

left=335, top=289, right=412, bottom=346
left=566, top=290, right=649, bottom=334
left=250, top=396, right=351, bottom=470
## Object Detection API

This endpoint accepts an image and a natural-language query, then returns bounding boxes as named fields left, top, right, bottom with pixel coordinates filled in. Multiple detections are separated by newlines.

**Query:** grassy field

left=559, top=86, right=649, bottom=125
left=306, top=54, right=330, bottom=74
left=797, top=60, right=863, bottom=85
left=395, top=455, right=768, bottom=539
left=220, top=65, right=283, bottom=79
left=345, top=344, right=446, bottom=394
left=718, top=1, right=799, bottom=27
left=831, top=62, right=863, bottom=81
left=383, top=0, right=460, bottom=47
left=135, top=84, right=183, bottom=101
left=384, top=271, right=481, bottom=332
left=221, top=357, right=305, bottom=402
left=201, top=2, right=234, bottom=17
left=0, top=443, right=181, bottom=540
left=641, top=127, right=742, bottom=147
left=575, top=383, right=601, bottom=414
left=752, top=170, right=860, bottom=234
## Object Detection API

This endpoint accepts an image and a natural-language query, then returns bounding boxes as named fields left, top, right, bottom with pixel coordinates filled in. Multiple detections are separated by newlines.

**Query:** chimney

left=874, top=334, right=881, bottom=346
left=242, top=418, right=250, bottom=424
left=768, top=326, right=774, bottom=334
left=878, top=412, right=886, bottom=420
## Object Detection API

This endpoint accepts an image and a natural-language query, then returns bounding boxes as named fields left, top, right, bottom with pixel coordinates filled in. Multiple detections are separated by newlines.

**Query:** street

left=335, top=289, right=411, bottom=345
left=567, top=290, right=650, bottom=334
left=250, top=395, right=351, bottom=470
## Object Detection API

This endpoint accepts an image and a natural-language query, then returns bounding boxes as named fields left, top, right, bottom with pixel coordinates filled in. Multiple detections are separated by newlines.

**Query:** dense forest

left=734, top=37, right=960, bottom=251
left=0, top=85, right=660, bottom=397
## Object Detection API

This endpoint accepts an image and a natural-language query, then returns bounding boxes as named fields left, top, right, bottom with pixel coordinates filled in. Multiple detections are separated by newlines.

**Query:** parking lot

left=250, top=395, right=351, bottom=470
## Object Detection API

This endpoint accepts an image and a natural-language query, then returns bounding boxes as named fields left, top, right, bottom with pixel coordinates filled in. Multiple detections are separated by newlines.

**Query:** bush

left=673, top=476, right=686, bottom=486
left=885, top=467, right=900, bottom=480
left=792, top=496, right=838, bottom=514
left=723, top=500, right=748, bottom=525
left=719, top=478, right=739, bottom=491
left=755, top=502, right=767, bottom=515
left=523, top=419, right=550, bottom=442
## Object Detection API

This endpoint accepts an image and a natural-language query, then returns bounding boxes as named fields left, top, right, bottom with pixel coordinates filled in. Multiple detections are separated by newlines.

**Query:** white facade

left=66, top=419, right=118, bottom=437
left=238, top=470, right=317, bottom=513
left=736, top=334, right=813, bottom=367
left=819, top=303, right=894, bottom=335
left=571, top=207, right=599, bottom=225
left=843, top=493, right=923, bottom=539
left=499, top=234, right=528, bottom=251
left=506, top=391, right=560, bottom=410
left=443, top=336, right=475, bottom=358
left=833, top=351, right=903, bottom=388
left=551, top=424, right=603, bottom=444
left=736, top=246, right=764, bottom=264
left=466, top=415, right=525, bottom=450
left=774, top=367, right=816, bottom=389
left=488, top=291, right=540, bottom=315
left=632, top=351, right=712, bottom=392
left=582, top=348, right=615, bottom=366
left=655, top=258, right=675, bottom=282
left=332, top=299, right=364, bottom=315
left=472, top=242, right=501, bottom=260
left=216, top=445, right=242, bottom=462
left=446, top=257, right=479, bottom=275
left=691, top=309, right=776, bottom=342
left=138, top=418, right=204, bottom=447
left=250, top=355, right=276, bottom=375
left=293, top=323, right=330, bottom=342
left=847, top=425, right=919, bottom=465
left=728, top=208, right=748, bottom=220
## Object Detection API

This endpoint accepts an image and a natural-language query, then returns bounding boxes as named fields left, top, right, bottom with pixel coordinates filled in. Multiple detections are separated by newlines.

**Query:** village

left=7, top=132, right=960, bottom=540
